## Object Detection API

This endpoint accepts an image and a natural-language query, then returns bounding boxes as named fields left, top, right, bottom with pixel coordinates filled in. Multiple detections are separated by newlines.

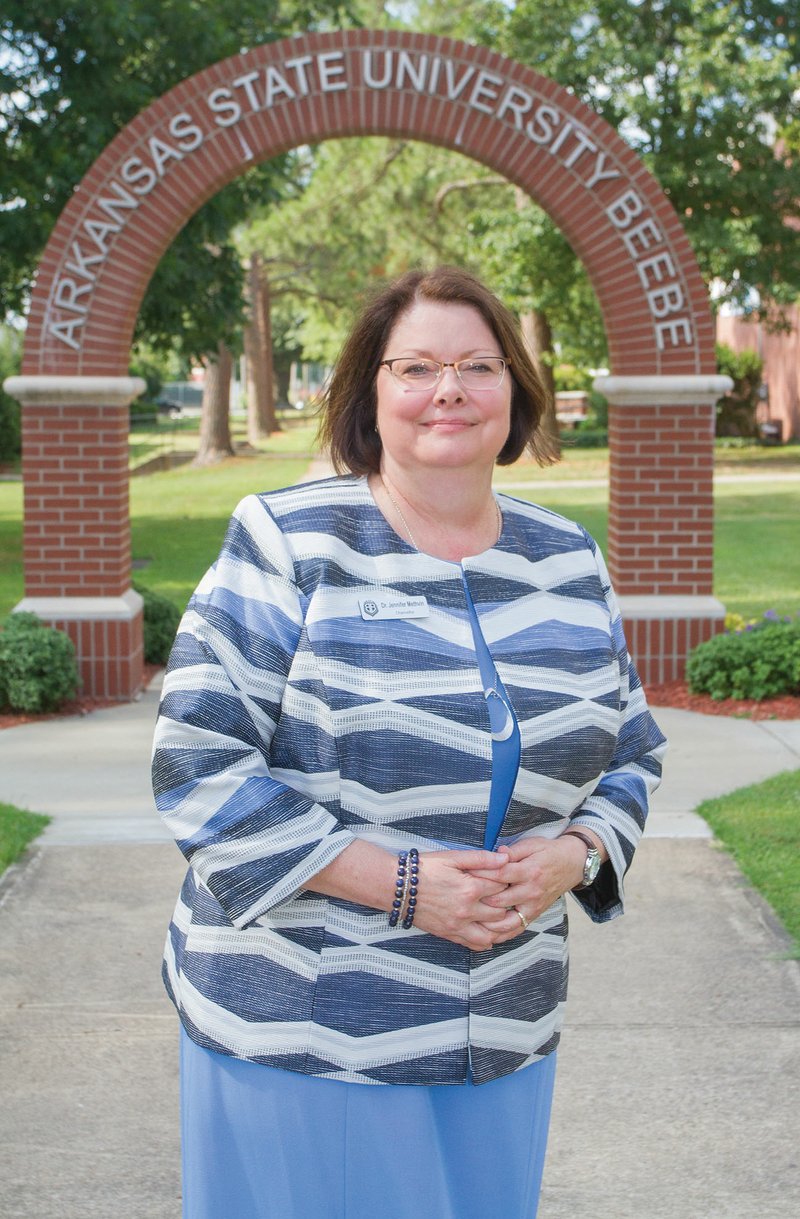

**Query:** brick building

left=717, top=306, right=800, bottom=442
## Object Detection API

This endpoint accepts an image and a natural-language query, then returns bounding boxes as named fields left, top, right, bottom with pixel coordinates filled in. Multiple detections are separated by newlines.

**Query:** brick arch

left=7, top=29, right=728, bottom=697
left=24, top=29, right=714, bottom=378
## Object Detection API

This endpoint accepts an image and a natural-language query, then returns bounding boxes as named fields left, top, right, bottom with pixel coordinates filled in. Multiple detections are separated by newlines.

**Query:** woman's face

left=374, top=300, right=512, bottom=476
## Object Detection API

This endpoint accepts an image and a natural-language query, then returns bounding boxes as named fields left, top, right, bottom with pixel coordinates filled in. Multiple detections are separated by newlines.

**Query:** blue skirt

left=180, top=1030, right=556, bottom=1219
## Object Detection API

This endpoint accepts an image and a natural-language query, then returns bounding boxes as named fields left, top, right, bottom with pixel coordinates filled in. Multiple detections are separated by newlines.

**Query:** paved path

left=500, top=469, right=800, bottom=492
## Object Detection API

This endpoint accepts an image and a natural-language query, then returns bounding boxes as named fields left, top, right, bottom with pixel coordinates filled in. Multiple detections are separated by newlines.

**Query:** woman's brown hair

left=317, top=265, right=557, bottom=474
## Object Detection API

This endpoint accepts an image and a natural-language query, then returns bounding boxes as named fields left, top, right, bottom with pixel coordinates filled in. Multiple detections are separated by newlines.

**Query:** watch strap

left=561, top=829, right=596, bottom=855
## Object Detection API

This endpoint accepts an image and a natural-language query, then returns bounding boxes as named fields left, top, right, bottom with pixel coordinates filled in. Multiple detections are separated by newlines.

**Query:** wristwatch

left=562, top=830, right=601, bottom=890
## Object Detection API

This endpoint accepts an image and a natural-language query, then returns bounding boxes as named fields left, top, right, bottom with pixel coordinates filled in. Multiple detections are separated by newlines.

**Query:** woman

left=153, top=266, right=667, bottom=1219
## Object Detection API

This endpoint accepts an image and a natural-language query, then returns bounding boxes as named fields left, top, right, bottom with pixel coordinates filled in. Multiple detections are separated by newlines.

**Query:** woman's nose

left=434, top=366, right=465, bottom=401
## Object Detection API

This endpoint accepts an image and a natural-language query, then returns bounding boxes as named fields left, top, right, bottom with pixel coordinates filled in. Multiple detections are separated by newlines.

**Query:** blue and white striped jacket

left=153, top=476, right=666, bottom=1085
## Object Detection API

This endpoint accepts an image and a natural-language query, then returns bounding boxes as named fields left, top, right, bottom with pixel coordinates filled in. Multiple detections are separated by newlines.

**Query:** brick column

left=3, top=375, right=146, bottom=699
left=595, top=374, right=732, bottom=685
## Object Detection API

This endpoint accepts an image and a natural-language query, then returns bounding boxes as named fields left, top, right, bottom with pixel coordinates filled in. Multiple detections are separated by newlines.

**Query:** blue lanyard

left=461, top=573, right=521, bottom=850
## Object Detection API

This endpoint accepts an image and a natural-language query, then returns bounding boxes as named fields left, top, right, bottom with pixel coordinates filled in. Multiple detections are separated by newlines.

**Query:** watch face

left=585, top=850, right=601, bottom=885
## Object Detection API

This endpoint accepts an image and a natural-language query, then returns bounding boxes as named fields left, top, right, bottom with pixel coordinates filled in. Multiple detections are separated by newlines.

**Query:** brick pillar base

left=618, top=595, right=726, bottom=686
left=13, top=590, right=145, bottom=700
left=3, top=374, right=146, bottom=700
left=595, top=375, right=732, bottom=686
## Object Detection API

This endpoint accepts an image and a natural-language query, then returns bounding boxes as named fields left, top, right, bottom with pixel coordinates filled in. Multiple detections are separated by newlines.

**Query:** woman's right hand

left=413, top=850, right=522, bottom=950
left=304, top=840, right=522, bottom=951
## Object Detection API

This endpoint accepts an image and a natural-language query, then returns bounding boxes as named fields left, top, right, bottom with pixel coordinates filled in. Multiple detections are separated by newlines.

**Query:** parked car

left=156, top=397, right=184, bottom=419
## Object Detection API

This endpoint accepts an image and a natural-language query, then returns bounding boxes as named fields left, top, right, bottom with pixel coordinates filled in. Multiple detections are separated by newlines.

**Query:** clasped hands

left=414, top=837, right=587, bottom=952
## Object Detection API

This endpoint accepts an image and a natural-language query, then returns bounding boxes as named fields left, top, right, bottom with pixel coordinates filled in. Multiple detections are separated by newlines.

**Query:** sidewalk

left=1, top=680, right=799, bottom=1217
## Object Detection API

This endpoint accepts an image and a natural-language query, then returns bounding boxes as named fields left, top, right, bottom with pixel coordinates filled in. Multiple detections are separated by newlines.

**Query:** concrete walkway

left=500, top=469, right=800, bottom=490
left=1, top=684, right=799, bottom=1216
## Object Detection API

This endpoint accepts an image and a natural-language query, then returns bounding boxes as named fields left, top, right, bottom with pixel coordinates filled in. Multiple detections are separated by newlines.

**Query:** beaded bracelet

left=402, top=848, right=419, bottom=930
left=388, top=850, right=410, bottom=928
left=388, top=848, right=420, bottom=929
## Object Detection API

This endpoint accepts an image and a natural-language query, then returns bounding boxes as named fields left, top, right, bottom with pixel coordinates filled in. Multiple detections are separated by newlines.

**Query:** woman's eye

left=402, top=362, right=434, bottom=377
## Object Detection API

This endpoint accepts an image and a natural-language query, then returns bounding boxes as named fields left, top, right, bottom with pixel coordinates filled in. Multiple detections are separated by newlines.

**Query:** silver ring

left=513, top=907, right=529, bottom=930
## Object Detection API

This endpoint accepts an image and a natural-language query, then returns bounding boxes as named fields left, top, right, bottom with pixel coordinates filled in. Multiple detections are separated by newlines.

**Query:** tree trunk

left=520, top=308, right=561, bottom=455
left=244, top=254, right=279, bottom=444
left=193, top=341, right=234, bottom=466
left=513, top=186, right=560, bottom=456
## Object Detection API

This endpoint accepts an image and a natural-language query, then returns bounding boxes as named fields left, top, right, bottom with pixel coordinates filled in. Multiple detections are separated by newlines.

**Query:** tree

left=241, top=140, right=427, bottom=362
left=194, top=342, right=235, bottom=466
left=243, top=254, right=279, bottom=443
left=241, top=135, right=607, bottom=405
left=0, top=325, right=22, bottom=464
left=244, top=141, right=511, bottom=351
left=453, top=0, right=800, bottom=320
left=0, top=0, right=351, bottom=359
left=715, top=342, right=764, bottom=437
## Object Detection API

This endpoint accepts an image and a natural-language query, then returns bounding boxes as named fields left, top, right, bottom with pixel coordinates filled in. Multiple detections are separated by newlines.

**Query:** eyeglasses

left=380, top=357, right=509, bottom=391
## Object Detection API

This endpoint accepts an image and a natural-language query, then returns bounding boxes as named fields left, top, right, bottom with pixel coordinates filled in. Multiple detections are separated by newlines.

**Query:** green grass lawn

left=0, top=481, right=23, bottom=618
left=697, top=769, right=800, bottom=958
left=505, top=477, right=800, bottom=620
left=129, top=453, right=312, bottom=609
left=504, top=484, right=610, bottom=552
left=0, top=802, right=50, bottom=876
left=494, top=444, right=611, bottom=482
left=129, top=414, right=319, bottom=470
left=712, top=442, right=800, bottom=474
left=712, top=481, right=800, bottom=619
left=1, top=440, right=798, bottom=620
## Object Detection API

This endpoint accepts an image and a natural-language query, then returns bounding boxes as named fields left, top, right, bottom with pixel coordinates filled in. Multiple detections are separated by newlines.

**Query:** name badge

left=359, top=595, right=429, bottom=621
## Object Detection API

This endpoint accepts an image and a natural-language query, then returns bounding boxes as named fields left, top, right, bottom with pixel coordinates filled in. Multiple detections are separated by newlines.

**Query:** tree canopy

left=241, top=137, right=607, bottom=370
left=458, top=0, right=800, bottom=319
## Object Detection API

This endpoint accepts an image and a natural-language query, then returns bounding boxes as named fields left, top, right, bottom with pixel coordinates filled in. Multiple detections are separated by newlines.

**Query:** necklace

left=380, top=474, right=502, bottom=554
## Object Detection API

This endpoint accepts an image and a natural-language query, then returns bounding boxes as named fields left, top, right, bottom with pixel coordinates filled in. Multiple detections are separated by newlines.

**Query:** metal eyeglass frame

left=380, top=357, right=509, bottom=390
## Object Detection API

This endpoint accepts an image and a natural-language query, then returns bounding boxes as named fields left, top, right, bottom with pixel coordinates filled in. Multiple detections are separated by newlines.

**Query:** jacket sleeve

left=567, top=530, right=668, bottom=923
left=151, top=493, right=356, bottom=929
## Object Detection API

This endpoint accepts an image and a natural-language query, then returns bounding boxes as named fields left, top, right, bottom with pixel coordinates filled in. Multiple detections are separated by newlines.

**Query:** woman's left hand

left=474, top=836, right=592, bottom=944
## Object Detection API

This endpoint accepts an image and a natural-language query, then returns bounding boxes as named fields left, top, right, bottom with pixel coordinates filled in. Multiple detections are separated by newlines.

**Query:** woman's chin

left=403, top=433, right=502, bottom=470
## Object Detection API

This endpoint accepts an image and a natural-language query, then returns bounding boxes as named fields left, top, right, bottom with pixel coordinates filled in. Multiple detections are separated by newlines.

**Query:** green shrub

left=581, top=390, right=608, bottom=430
left=1, top=611, right=46, bottom=636
left=0, top=392, right=21, bottom=464
left=129, top=398, right=159, bottom=424
left=560, top=426, right=608, bottom=448
left=0, top=614, right=80, bottom=713
left=134, top=583, right=182, bottom=664
left=0, top=325, right=22, bottom=465
left=714, top=436, right=750, bottom=451
left=715, top=343, right=763, bottom=439
left=554, top=363, right=592, bottom=393
left=129, top=355, right=164, bottom=404
left=686, top=612, right=800, bottom=701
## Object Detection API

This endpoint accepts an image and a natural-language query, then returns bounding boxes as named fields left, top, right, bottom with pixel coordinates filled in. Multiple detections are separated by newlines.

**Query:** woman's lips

left=422, top=418, right=475, bottom=430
